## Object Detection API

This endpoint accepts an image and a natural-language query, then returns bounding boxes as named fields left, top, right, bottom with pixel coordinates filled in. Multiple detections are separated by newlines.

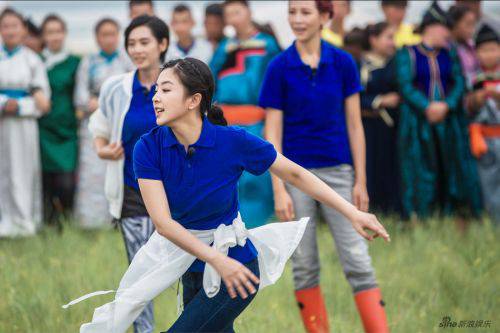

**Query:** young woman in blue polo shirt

left=260, top=1, right=390, bottom=332
left=88, top=15, right=169, bottom=333
left=127, top=57, right=388, bottom=333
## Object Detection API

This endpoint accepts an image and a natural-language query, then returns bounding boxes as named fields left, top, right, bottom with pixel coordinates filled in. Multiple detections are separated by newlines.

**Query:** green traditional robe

left=396, top=44, right=482, bottom=219
left=39, top=52, right=80, bottom=172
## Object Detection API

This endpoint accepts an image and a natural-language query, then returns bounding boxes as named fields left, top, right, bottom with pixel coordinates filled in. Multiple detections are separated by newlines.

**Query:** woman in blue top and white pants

left=69, top=57, right=389, bottom=332
left=88, top=15, right=169, bottom=333
left=260, top=2, right=390, bottom=332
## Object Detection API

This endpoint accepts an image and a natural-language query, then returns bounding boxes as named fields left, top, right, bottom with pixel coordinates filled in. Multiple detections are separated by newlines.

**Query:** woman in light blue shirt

left=88, top=14, right=169, bottom=333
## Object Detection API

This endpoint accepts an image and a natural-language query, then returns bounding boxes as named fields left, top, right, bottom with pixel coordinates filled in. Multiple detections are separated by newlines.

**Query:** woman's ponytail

left=206, top=103, right=227, bottom=126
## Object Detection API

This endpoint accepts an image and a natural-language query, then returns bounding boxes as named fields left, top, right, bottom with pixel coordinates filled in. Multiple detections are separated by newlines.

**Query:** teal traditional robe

left=396, top=44, right=482, bottom=218
left=39, top=50, right=80, bottom=172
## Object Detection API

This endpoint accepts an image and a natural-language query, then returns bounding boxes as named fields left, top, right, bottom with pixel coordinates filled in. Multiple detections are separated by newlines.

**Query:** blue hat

left=475, top=24, right=499, bottom=48
left=416, top=1, right=451, bottom=33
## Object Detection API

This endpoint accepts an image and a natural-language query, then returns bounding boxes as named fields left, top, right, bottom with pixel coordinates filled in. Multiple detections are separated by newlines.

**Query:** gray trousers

left=119, top=216, right=156, bottom=333
left=477, top=138, right=500, bottom=224
left=287, top=165, right=378, bottom=293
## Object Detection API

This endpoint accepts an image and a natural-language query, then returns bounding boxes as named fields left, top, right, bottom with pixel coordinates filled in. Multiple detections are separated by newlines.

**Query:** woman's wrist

left=96, top=147, right=104, bottom=158
left=97, top=148, right=109, bottom=160
left=272, top=181, right=287, bottom=196
left=353, top=167, right=366, bottom=186
left=205, top=249, right=224, bottom=266
left=354, top=177, right=366, bottom=186
left=345, top=204, right=360, bottom=222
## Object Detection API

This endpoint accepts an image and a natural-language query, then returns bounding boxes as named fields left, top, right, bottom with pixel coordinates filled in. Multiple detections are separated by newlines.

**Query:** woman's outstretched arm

left=269, top=154, right=391, bottom=242
left=138, top=178, right=259, bottom=299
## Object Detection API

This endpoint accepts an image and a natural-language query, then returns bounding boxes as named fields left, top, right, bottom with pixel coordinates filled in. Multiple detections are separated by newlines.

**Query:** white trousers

left=0, top=117, right=42, bottom=237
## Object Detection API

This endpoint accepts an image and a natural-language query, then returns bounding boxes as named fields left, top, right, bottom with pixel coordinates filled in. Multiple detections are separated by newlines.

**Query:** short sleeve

left=258, top=57, right=285, bottom=111
left=241, top=130, right=277, bottom=175
left=133, top=136, right=162, bottom=180
left=341, top=52, right=362, bottom=98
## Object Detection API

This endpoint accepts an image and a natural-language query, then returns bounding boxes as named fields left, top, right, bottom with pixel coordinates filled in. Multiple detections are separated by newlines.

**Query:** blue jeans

left=165, top=259, right=260, bottom=332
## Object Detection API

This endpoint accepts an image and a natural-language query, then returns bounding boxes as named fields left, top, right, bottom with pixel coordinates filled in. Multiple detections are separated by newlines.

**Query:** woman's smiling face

left=152, top=67, right=201, bottom=126
left=42, top=20, right=66, bottom=52
left=126, top=25, right=167, bottom=70
left=0, top=13, right=24, bottom=49
left=288, top=1, right=329, bottom=43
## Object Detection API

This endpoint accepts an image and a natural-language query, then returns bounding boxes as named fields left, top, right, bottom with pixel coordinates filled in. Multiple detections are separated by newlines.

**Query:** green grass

left=0, top=217, right=498, bottom=333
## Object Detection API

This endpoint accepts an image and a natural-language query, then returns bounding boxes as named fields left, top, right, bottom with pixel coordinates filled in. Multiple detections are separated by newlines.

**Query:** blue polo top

left=133, top=117, right=277, bottom=271
left=122, top=71, right=157, bottom=190
left=259, top=40, right=362, bottom=169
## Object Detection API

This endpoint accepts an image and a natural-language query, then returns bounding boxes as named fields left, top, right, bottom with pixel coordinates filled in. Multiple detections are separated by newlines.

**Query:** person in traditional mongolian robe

left=0, top=8, right=50, bottom=237
left=466, top=24, right=500, bottom=224
left=210, top=0, right=281, bottom=228
left=360, top=22, right=402, bottom=214
left=39, top=15, right=80, bottom=227
left=74, top=18, right=134, bottom=229
left=396, top=1, right=482, bottom=220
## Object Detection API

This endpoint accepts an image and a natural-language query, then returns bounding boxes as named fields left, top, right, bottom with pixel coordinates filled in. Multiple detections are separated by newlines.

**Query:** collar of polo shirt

left=286, top=39, right=335, bottom=69
left=162, top=116, right=217, bottom=148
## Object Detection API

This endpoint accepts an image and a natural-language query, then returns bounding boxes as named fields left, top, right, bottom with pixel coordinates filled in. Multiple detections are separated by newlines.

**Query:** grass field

left=0, top=217, right=498, bottom=333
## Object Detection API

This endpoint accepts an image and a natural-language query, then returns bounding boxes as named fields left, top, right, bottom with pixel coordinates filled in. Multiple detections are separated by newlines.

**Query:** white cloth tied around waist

left=63, top=213, right=309, bottom=333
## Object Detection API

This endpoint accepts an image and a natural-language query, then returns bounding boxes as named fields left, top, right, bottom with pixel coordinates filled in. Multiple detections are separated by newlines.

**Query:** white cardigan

left=88, top=71, right=135, bottom=219
left=64, top=214, right=309, bottom=333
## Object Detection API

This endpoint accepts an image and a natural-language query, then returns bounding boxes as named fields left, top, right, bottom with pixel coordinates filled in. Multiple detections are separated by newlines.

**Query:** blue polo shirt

left=259, top=40, right=362, bottom=169
left=122, top=71, right=157, bottom=190
left=133, top=117, right=277, bottom=271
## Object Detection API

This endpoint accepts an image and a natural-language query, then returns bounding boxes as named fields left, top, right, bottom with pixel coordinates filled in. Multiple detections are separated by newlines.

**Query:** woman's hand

left=32, top=89, right=51, bottom=114
left=425, top=101, right=449, bottom=123
left=87, top=96, right=99, bottom=113
left=97, top=142, right=124, bottom=160
left=274, top=188, right=295, bottom=221
left=210, top=253, right=260, bottom=299
left=2, top=99, right=19, bottom=115
left=350, top=210, right=390, bottom=242
left=352, top=181, right=369, bottom=212
left=380, top=92, right=400, bottom=109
